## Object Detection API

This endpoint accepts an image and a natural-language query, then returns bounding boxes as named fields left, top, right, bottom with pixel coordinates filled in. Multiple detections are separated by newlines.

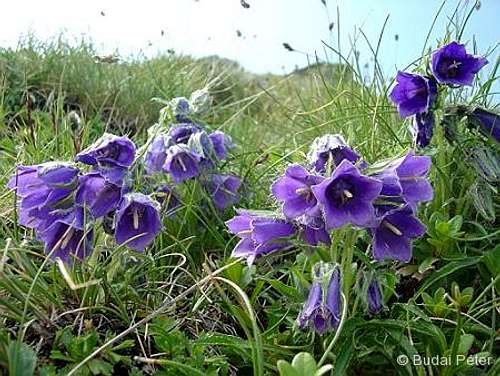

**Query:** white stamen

left=343, top=189, right=353, bottom=199
left=133, top=208, right=140, bottom=230
left=383, top=221, right=402, bottom=236
left=178, top=157, right=188, bottom=172
left=61, top=228, right=75, bottom=249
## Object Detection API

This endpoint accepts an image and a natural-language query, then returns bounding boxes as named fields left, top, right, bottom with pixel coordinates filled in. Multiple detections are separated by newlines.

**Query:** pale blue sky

left=0, top=0, right=498, bottom=79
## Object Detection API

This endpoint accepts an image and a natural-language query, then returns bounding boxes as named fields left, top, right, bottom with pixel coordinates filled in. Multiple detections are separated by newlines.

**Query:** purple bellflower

left=469, top=107, right=500, bottom=143
left=371, top=206, right=426, bottom=262
left=271, top=164, right=323, bottom=219
left=300, top=216, right=331, bottom=246
left=389, top=72, right=437, bottom=118
left=167, top=124, right=202, bottom=145
left=205, top=174, right=241, bottom=210
left=367, top=278, right=384, bottom=315
left=75, top=172, right=122, bottom=218
left=164, top=145, right=201, bottom=184
left=298, top=263, right=342, bottom=334
left=412, top=112, right=434, bottom=148
left=115, top=193, right=162, bottom=251
left=208, top=131, right=234, bottom=160
left=373, top=152, right=433, bottom=209
left=76, top=133, right=136, bottom=183
left=39, top=207, right=94, bottom=263
left=307, top=134, right=363, bottom=174
left=7, top=162, right=80, bottom=229
left=144, top=134, right=168, bottom=174
left=312, top=160, right=382, bottom=230
left=431, top=41, right=488, bottom=86
left=226, top=210, right=296, bottom=265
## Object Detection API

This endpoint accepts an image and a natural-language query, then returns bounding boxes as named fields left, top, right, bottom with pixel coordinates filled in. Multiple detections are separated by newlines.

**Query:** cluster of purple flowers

left=7, top=90, right=240, bottom=263
left=225, top=134, right=433, bottom=333
left=389, top=41, right=489, bottom=147
left=143, top=94, right=241, bottom=211
left=7, top=134, right=162, bottom=263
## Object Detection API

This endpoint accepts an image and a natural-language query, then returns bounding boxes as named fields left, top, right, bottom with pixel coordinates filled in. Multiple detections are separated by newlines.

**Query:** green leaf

left=291, top=352, right=317, bottom=375
left=458, top=334, right=475, bottom=355
left=8, top=342, right=37, bottom=376
left=277, top=360, right=299, bottom=376
left=415, top=257, right=481, bottom=298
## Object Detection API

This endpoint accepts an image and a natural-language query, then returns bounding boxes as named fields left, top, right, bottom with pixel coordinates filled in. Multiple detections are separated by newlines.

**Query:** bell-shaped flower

left=366, top=277, right=384, bottom=315
left=7, top=162, right=80, bottom=229
left=298, top=263, right=342, bottom=334
left=164, top=145, right=202, bottom=183
left=208, top=131, right=234, bottom=160
left=272, top=164, right=323, bottom=219
left=205, top=174, right=241, bottom=210
left=144, top=134, right=168, bottom=174
left=371, top=206, right=426, bottom=262
left=114, top=193, right=162, bottom=251
left=75, top=172, right=122, bottom=218
left=411, top=112, right=434, bottom=148
left=38, top=207, right=94, bottom=263
left=76, top=133, right=136, bottom=183
left=307, top=134, right=364, bottom=174
left=431, top=41, right=488, bottom=86
left=299, top=215, right=331, bottom=246
left=389, top=72, right=437, bottom=118
left=226, top=210, right=296, bottom=265
left=312, top=160, right=382, bottom=229
left=468, top=107, right=500, bottom=143
left=168, top=97, right=192, bottom=122
left=166, top=124, right=202, bottom=145
left=373, top=152, right=433, bottom=209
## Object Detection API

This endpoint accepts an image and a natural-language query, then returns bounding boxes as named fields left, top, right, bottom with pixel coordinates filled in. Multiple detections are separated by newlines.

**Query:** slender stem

left=318, top=292, right=348, bottom=367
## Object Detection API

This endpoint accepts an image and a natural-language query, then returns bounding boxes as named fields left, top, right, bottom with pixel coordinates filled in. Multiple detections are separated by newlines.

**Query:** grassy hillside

left=0, top=13, right=498, bottom=376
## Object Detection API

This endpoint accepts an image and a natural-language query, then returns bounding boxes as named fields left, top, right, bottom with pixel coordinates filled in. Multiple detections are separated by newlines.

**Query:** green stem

left=444, top=305, right=463, bottom=376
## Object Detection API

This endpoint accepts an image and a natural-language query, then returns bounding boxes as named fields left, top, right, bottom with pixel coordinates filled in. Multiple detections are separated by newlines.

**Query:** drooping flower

left=299, top=216, right=331, bottom=246
left=389, top=72, right=437, bottom=118
left=7, top=162, right=80, bottom=229
left=367, top=278, right=384, bottom=314
left=205, top=174, right=241, bottom=210
left=431, top=41, right=488, bottom=86
left=411, top=112, right=434, bottom=148
left=371, top=206, right=426, bottom=262
left=298, top=263, right=342, bottom=334
left=312, top=160, right=382, bottom=229
left=468, top=107, right=500, bottom=143
left=144, top=134, right=168, bottom=174
left=307, top=134, right=363, bottom=174
left=226, top=210, right=296, bottom=265
left=168, top=97, right=192, bottom=122
left=75, top=172, right=122, bottom=218
left=76, top=133, right=136, bottom=183
left=38, top=207, right=94, bottom=263
left=208, top=131, right=234, bottom=160
left=114, top=193, right=162, bottom=251
left=164, top=145, right=201, bottom=183
left=272, top=164, right=323, bottom=219
left=373, top=152, right=433, bottom=209
left=167, top=124, right=202, bottom=145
